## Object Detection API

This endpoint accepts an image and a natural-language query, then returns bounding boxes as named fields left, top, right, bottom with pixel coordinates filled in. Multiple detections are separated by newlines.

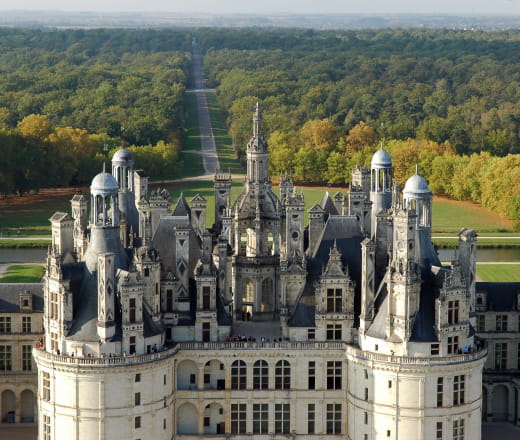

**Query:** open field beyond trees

left=0, top=265, right=45, bottom=283
left=0, top=182, right=516, bottom=243
left=476, top=264, right=520, bottom=282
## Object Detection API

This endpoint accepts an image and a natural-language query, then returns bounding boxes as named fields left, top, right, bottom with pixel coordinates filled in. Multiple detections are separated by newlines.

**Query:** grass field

left=1, top=181, right=517, bottom=241
left=477, top=264, right=520, bottom=282
left=0, top=265, right=45, bottom=283
left=183, top=92, right=201, bottom=152
left=206, top=92, right=244, bottom=174
left=432, top=196, right=514, bottom=233
left=179, top=151, right=204, bottom=179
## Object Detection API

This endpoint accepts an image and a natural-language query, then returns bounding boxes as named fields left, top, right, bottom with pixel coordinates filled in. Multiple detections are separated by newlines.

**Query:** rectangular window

left=327, top=288, right=342, bottom=312
left=202, top=322, right=210, bottom=342
left=43, top=414, right=51, bottom=440
left=0, top=316, right=11, bottom=333
left=453, top=418, right=464, bottom=440
left=42, top=372, right=50, bottom=401
left=436, top=421, right=443, bottom=439
left=166, top=289, right=173, bottom=313
left=448, top=300, right=460, bottom=324
left=495, top=342, right=507, bottom=370
left=22, top=344, right=32, bottom=371
left=50, top=292, right=58, bottom=320
left=135, top=373, right=141, bottom=382
left=129, top=336, right=136, bottom=355
left=135, top=416, right=141, bottom=429
left=453, top=375, right=465, bottom=406
left=135, top=392, right=141, bottom=406
left=326, top=323, right=342, bottom=341
left=431, top=343, right=440, bottom=355
left=0, top=345, right=12, bottom=371
left=477, top=315, right=485, bottom=332
left=447, top=336, right=459, bottom=354
left=327, top=361, right=341, bottom=390
left=326, top=403, right=341, bottom=434
left=129, top=298, right=136, bottom=323
left=22, top=316, right=32, bottom=333
left=496, top=315, right=508, bottom=332
left=231, top=361, right=246, bottom=390
left=252, top=403, right=268, bottom=434
left=365, top=387, right=369, bottom=401
left=308, top=361, right=316, bottom=389
left=307, top=404, right=315, bottom=434
left=202, top=286, right=211, bottom=309
left=253, top=361, right=268, bottom=390
left=364, top=411, right=368, bottom=424
left=275, top=403, right=290, bottom=434
left=50, top=332, right=58, bottom=353
left=437, top=377, right=443, bottom=408
left=307, top=328, right=315, bottom=340
left=231, top=404, right=246, bottom=434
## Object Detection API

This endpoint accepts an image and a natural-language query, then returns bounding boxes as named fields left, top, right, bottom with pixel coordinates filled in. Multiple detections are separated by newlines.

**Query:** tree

left=345, top=121, right=377, bottom=154
left=17, top=114, right=53, bottom=140
left=300, top=119, right=338, bottom=153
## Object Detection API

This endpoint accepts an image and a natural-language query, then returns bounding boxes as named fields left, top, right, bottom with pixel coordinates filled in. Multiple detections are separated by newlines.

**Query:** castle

left=31, top=104, right=491, bottom=440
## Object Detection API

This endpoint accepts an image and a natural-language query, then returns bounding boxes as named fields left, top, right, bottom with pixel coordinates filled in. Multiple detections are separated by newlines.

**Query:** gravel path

left=190, top=39, right=220, bottom=175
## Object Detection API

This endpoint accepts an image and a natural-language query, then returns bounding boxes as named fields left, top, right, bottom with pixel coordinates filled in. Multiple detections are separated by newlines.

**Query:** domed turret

left=112, top=146, right=134, bottom=192
left=371, top=147, right=392, bottom=168
left=403, top=167, right=432, bottom=228
left=91, top=171, right=119, bottom=194
left=90, top=165, right=119, bottom=227
left=370, top=145, right=393, bottom=227
left=403, top=172, right=430, bottom=196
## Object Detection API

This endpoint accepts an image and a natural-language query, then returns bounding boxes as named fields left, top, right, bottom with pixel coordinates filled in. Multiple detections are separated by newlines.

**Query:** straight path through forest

left=188, top=39, right=220, bottom=175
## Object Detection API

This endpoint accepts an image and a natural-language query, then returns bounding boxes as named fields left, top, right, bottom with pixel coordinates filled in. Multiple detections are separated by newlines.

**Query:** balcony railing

left=33, top=345, right=179, bottom=367
left=177, top=341, right=345, bottom=351
left=345, top=344, right=488, bottom=366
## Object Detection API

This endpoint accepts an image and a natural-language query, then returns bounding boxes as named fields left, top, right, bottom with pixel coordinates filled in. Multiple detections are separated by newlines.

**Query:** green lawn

left=0, top=265, right=45, bottom=283
left=206, top=92, right=244, bottom=174
left=183, top=92, right=201, bottom=152
left=0, top=193, right=72, bottom=231
left=432, top=197, right=514, bottom=233
left=476, top=264, right=520, bottom=282
left=178, top=151, right=204, bottom=179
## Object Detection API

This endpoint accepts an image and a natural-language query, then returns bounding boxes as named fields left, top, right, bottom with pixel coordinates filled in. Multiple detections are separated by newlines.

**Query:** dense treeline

left=0, top=114, right=181, bottom=196
left=0, top=28, right=191, bottom=192
left=199, top=28, right=520, bottom=157
left=198, top=28, right=520, bottom=228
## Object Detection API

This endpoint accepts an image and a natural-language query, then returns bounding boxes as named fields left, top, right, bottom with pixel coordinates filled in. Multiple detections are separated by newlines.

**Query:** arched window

left=275, top=360, right=290, bottom=390
left=253, top=360, right=268, bottom=390
left=231, top=360, right=246, bottom=390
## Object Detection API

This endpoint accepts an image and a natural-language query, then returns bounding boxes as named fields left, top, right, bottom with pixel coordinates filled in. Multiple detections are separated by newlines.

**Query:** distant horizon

left=1, top=10, right=520, bottom=16
left=1, top=0, right=520, bottom=15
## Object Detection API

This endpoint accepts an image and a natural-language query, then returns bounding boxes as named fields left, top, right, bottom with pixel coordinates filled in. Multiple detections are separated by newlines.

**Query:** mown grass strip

left=476, top=264, right=520, bottom=282
left=206, top=92, right=244, bottom=174
left=0, top=265, right=45, bottom=283
left=183, top=92, right=201, bottom=152
left=0, top=240, right=50, bottom=249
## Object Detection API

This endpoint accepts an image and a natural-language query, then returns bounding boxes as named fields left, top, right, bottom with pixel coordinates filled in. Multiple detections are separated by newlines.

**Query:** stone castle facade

left=31, top=104, right=494, bottom=440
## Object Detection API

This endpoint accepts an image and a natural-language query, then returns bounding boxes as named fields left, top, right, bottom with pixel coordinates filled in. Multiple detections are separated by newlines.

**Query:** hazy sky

left=1, top=0, right=520, bottom=15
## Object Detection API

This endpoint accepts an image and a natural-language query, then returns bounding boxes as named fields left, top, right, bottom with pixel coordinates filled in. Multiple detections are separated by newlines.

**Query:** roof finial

left=103, top=162, right=106, bottom=173
left=253, top=102, right=261, bottom=137
left=415, top=164, right=419, bottom=175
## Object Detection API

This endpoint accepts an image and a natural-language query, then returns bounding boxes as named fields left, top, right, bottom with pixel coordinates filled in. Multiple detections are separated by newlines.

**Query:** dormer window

left=327, top=288, right=342, bottom=313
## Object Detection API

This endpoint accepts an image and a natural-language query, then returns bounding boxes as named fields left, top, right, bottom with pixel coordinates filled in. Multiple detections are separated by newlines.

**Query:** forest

left=0, top=27, right=518, bottom=228
left=0, top=28, right=191, bottom=194
left=197, top=28, right=520, bottom=228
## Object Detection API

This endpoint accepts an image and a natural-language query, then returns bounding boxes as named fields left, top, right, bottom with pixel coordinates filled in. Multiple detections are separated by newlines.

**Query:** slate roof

left=0, top=283, right=44, bottom=313
left=290, top=216, right=363, bottom=327
left=476, top=282, right=520, bottom=311
left=172, top=193, right=191, bottom=217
